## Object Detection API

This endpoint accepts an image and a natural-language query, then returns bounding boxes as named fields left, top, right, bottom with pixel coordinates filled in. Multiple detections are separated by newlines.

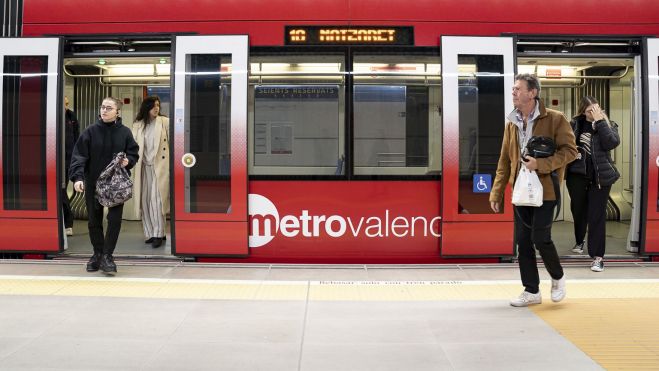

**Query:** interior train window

left=352, top=53, right=441, bottom=176
left=248, top=54, right=345, bottom=176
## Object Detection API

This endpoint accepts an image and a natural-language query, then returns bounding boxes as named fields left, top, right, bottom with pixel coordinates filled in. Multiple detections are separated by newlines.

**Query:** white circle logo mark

left=248, top=194, right=280, bottom=247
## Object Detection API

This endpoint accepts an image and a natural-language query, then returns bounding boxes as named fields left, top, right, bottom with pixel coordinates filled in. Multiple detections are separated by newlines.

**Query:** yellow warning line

left=532, top=299, right=659, bottom=371
left=0, top=276, right=658, bottom=301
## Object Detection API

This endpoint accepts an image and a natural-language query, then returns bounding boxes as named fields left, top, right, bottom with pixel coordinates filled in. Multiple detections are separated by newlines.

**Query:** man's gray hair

left=515, top=73, right=541, bottom=99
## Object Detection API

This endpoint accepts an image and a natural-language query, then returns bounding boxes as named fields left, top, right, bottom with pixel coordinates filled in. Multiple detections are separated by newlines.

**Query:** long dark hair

left=135, top=96, right=162, bottom=124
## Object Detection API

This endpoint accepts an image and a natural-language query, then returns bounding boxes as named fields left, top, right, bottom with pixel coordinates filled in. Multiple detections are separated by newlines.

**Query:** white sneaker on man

left=510, top=291, right=542, bottom=307
left=551, top=276, right=566, bottom=302
left=65, top=228, right=73, bottom=236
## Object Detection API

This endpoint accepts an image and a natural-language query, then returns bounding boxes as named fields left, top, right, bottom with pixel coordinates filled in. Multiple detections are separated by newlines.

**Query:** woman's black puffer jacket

left=567, top=115, right=620, bottom=187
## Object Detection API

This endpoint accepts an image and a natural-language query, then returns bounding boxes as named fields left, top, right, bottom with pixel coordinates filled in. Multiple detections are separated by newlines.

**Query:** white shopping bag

left=512, top=166, right=543, bottom=207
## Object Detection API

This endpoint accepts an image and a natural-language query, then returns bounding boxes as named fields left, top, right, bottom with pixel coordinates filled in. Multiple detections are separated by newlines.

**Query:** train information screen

left=285, top=26, right=414, bottom=46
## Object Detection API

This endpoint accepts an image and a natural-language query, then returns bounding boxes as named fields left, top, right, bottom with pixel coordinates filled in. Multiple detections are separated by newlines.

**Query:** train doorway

left=60, top=37, right=175, bottom=258
left=516, top=37, right=643, bottom=260
left=59, top=35, right=250, bottom=259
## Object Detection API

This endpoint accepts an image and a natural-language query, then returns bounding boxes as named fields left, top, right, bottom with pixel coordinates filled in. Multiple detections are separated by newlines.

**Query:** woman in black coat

left=566, top=96, right=620, bottom=272
left=70, top=97, right=139, bottom=275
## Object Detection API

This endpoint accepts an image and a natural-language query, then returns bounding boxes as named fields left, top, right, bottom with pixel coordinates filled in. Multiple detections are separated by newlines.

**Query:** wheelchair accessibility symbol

left=473, top=174, right=492, bottom=193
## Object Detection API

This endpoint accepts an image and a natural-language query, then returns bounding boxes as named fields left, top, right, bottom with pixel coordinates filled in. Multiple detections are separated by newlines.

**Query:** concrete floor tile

left=441, top=341, right=602, bottom=371
left=301, top=343, right=453, bottom=371
left=267, top=267, right=369, bottom=281
left=428, top=317, right=557, bottom=344
left=190, top=299, right=306, bottom=319
left=304, top=318, right=437, bottom=344
left=170, top=317, right=304, bottom=343
left=0, top=338, right=160, bottom=371
left=143, top=342, right=300, bottom=371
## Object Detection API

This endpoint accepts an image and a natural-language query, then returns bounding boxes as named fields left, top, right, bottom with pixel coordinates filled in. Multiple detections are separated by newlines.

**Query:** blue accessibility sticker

left=473, top=174, right=492, bottom=193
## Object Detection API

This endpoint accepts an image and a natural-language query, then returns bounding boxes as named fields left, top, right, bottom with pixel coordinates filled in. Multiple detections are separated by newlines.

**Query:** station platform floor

left=0, top=260, right=658, bottom=370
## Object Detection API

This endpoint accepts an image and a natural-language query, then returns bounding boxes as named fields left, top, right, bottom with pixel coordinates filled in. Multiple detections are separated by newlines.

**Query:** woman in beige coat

left=127, top=96, right=169, bottom=247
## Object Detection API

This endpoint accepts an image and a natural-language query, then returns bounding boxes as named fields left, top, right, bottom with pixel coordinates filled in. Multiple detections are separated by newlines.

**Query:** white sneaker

left=65, top=228, right=73, bottom=236
left=571, top=242, right=584, bottom=254
left=591, top=258, right=604, bottom=272
left=551, top=276, right=566, bottom=302
left=510, top=291, right=542, bottom=307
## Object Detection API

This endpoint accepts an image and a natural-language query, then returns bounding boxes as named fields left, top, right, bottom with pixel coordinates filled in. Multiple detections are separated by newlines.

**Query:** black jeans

left=566, top=174, right=611, bottom=258
left=85, top=188, right=123, bottom=255
left=514, top=201, right=564, bottom=294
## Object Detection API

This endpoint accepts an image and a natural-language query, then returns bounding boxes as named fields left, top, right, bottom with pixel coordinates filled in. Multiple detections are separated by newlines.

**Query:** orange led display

left=285, top=26, right=413, bottom=45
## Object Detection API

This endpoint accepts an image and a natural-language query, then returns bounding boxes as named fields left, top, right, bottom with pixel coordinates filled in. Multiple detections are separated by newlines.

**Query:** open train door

left=642, top=38, right=659, bottom=255
left=0, top=38, right=61, bottom=253
left=440, top=36, right=515, bottom=257
left=171, top=35, right=249, bottom=257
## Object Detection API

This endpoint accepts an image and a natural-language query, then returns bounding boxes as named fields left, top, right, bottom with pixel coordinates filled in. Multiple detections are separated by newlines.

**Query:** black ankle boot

left=86, top=253, right=102, bottom=272
left=152, top=238, right=163, bottom=248
left=100, top=254, right=117, bottom=275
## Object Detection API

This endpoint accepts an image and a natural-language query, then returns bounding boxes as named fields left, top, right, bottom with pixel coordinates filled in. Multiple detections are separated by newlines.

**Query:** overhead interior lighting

left=98, top=58, right=106, bottom=65
left=159, top=58, right=167, bottom=64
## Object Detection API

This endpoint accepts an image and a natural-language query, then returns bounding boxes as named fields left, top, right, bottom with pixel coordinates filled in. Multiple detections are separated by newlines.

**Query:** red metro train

left=1, top=0, right=659, bottom=263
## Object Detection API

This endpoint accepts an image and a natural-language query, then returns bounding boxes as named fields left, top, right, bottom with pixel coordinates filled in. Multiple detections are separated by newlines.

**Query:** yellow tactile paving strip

left=1, top=276, right=658, bottom=369
left=1, top=276, right=659, bottom=301
left=532, top=299, right=659, bottom=371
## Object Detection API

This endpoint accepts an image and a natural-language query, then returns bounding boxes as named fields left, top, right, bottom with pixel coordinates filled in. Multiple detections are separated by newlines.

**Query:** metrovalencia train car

left=1, top=0, right=659, bottom=263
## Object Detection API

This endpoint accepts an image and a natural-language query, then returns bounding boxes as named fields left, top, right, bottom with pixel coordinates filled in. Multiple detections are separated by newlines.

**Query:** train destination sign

left=285, top=26, right=414, bottom=45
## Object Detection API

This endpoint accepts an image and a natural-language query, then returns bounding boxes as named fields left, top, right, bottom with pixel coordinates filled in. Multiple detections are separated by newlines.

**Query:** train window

left=457, top=55, right=505, bottom=214
left=2, top=56, right=48, bottom=210
left=352, top=54, right=441, bottom=176
left=184, top=54, right=232, bottom=213
left=248, top=54, right=345, bottom=176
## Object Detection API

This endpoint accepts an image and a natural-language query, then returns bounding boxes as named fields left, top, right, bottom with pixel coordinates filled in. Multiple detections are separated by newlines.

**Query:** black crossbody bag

left=516, top=136, right=561, bottom=228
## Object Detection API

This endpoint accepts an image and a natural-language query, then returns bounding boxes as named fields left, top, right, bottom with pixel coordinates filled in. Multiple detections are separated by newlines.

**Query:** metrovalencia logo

left=248, top=194, right=440, bottom=248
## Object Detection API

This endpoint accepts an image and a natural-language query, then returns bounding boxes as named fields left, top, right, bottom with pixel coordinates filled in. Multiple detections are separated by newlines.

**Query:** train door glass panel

left=185, top=54, right=232, bottom=213
left=173, top=35, right=248, bottom=256
left=643, top=38, right=659, bottom=253
left=3, top=56, right=48, bottom=210
left=440, top=36, right=514, bottom=256
left=352, top=53, right=441, bottom=176
left=248, top=54, right=345, bottom=176
left=0, top=38, right=60, bottom=252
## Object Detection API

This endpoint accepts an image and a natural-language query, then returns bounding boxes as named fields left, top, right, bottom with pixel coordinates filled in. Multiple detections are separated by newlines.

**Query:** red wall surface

left=22, top=0, right=659, bottom=44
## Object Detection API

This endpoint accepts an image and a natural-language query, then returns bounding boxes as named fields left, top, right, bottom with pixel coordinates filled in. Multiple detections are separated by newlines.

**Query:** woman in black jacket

left=69, top=97, right=139, bottom=275
left=566, top=96, right=620, bottom=272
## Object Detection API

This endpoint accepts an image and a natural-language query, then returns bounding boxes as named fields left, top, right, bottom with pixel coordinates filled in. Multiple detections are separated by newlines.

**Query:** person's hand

left=74, top=181, right=85, bottom=193
left=591, top=104, right=607, bottom=122
left=490, top=201, right=500, bottom=213
left=121, top=158, right=129, bottom=168
left=522, top=155, right=538, bottom=171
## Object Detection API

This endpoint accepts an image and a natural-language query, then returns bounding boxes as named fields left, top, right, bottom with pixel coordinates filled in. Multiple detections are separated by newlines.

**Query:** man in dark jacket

left=63, top=97, right=79, bottom=237
left=69, top=97, right=139, bottom=275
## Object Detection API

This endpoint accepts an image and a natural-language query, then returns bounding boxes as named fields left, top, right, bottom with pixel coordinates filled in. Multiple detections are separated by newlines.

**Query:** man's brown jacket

left=489, top=100, right=578, bottom=203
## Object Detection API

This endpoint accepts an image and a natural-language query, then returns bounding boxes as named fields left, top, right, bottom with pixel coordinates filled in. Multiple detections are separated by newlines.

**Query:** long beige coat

left=123, top=116, right=170, bottom=220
